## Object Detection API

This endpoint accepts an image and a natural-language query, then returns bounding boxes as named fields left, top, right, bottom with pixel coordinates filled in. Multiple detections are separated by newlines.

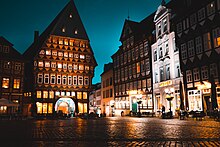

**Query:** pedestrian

left=162, top=105, right=165, bottom=114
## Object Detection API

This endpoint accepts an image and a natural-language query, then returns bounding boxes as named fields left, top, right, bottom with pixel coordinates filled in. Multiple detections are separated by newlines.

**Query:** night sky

left=0, top=0, right=166, bottom=84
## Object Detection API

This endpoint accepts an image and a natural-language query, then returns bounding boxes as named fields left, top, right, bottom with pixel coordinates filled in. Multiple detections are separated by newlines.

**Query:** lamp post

left=137, top=97, right=142, bottom=117
left=165, top=88, right=174, bottom=118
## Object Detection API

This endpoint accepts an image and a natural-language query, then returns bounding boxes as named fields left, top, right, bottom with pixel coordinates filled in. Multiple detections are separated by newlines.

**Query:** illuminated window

left=4, top=61, right=10, bottom=69
left=213, top=27, right=220, bottom=48
left=203, top=32, right=211, bottom=50
left=69, top=41, right=73, bottom=46
left=51, top=75, right=56, bottom=84
left=83, top=92, right=87, bottom=99
left=46, top=50, right=51, bottom=55
left=64, top=39, right=68, bottom=45
left=2, top=78, right=9, bottom=88
left=43, top=103, right=47, bottom=114
left=38, top=74, right=43, bottom=84
left=39, top=50, right=45, bottom=55
left=36, top=102, right=42, bottom=113
left=77, top=92, right=82, bottom=99
left=52, top=51, right=57, bottom=56
left=136, top=62, right=140, bottom=73
left=15, top=63, right=21, bottom=71
left=58, top=63, right=62, bottom=69
left=79, top=64, right=84, bottom=70
left=57, top=75, right=61, bottom=84
left=84, top=77, right=89, bottom=85
left=63, top=63, right=67, bottom=69
left=68, top=76, right=72, bottom=85
left=73, top=64, right=78, bottom=70
left=71, top=92, right=75, bottom=96
left=49, top=91, right=54, bottom=99
left=59, top=39, right=63, bottom=44
left=48, top=103, right=53, bottom=113
left=73, top=76, right=77, bottom=85
left=78, top=76, right=83, bottom=85
left=0, top=106, right=7, bottom=114
left=44, top=74, right=49, bottom=84
left=80, top=54, right=85, bottom=59
left=43, top=91, right=48, bottom=98
left=62, top=76, right=67, bottom=85
left=64, top=52, right=68, bottom=57
left=69, top=14, right=72, bottom=18
left=45, top=62, right=50, bottom=68
left=68, top=64, right=72, bottom=70
left=58, top=52, right=63, bottom=57
left=69, top=53, right=73, bottom=58
left=13, top=79, right=20, bottom=89
left=51, top=62, right=56, bottom=68
left=38, top=61, right=43, bottom=67
left=37, top=91, right=41, bottom=98
left=74, top=54, right=79, bottom=58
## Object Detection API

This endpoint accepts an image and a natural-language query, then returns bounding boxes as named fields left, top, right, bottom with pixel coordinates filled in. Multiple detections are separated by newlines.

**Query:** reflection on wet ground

left=0, top=117, right=219, bottom=146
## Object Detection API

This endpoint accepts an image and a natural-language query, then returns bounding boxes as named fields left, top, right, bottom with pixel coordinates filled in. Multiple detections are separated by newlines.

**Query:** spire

left=161, top=0, right=166, bottom=6
left=127, top=9, right=130, bottom=20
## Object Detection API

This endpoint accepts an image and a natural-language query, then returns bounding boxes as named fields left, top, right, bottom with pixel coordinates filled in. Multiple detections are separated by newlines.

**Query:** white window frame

left=78, top=76, right=83, bottom=85
left=187, top=40, right=195, bottom=57
left=44, top=74, right=49, bottom=84
left=195, top=36, right=203, bottom=54
left=51, top=75, right=56, bottom=84
left=38, top=74, right=43, bottom=84
left=181, top=43, right=187, bottom=59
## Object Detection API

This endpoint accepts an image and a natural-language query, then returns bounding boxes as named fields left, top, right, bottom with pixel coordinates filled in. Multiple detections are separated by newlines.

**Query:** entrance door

left=204, top=95, right=212, bottom=112
left=55, top=98, right=75, bottom=115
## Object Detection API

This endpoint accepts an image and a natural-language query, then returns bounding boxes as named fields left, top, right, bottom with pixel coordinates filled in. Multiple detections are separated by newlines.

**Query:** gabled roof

left=119, top=19, right=139, bottom=41
left=23, top=0, right=89, bottom=59
left=0, top=36, right=23, bottom=60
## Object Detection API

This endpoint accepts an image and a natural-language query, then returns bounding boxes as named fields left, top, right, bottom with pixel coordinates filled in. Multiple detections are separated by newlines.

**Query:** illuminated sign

left=159, top=80, right=172, bottom=87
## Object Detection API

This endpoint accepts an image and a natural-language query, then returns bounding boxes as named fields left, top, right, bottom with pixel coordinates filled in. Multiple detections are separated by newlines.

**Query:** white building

left=151, top=1, right=183, bottom=116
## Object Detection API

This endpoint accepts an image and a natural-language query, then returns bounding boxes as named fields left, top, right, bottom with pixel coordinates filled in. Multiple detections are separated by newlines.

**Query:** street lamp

left=165, top=87, right=174, bottom=118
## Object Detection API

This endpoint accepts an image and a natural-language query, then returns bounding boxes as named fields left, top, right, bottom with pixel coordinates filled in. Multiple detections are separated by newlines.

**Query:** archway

left=55, top=98, right=75, bottom=115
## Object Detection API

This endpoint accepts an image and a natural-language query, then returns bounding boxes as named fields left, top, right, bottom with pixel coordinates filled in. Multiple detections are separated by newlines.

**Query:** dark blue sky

left=0, top=0, right=165, bottom=84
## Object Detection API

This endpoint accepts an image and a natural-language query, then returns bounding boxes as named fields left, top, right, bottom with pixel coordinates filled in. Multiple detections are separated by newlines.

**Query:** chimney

left=34, top=31, right=39, bottom=42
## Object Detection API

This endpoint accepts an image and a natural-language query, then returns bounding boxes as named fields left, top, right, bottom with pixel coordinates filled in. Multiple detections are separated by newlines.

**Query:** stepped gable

left=23, top=0, right=89, bottom=60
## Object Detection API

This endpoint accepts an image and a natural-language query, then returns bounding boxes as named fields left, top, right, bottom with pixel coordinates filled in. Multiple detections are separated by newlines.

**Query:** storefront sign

left=159, top=80, right=172, bottom=87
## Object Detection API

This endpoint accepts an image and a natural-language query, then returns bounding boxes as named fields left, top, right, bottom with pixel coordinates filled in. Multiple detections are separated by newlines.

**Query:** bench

left=192, top=111, right=206, bottom=121
left=142, top=112, right=155, bottom=117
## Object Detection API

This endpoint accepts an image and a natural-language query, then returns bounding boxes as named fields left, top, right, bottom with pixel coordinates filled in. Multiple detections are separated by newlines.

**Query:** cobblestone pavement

left=0, top=117, right=220, bottom=146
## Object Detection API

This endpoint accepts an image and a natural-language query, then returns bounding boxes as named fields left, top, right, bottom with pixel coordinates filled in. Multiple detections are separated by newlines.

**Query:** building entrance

left=55, top=98, right=75, bottom=115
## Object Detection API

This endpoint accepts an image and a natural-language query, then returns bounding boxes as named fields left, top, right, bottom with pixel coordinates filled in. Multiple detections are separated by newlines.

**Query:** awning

left=0, top=98, right=19, bottom=107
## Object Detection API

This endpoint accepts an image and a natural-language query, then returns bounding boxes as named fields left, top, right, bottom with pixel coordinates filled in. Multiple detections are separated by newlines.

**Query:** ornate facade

left=23, top=0, right=97, bottom=116
left=151, top=1, right=183, bottom=116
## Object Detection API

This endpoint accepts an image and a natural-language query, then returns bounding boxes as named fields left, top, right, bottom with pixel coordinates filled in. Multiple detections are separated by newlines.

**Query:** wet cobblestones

left=0, top=117, right=219, bottom=146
